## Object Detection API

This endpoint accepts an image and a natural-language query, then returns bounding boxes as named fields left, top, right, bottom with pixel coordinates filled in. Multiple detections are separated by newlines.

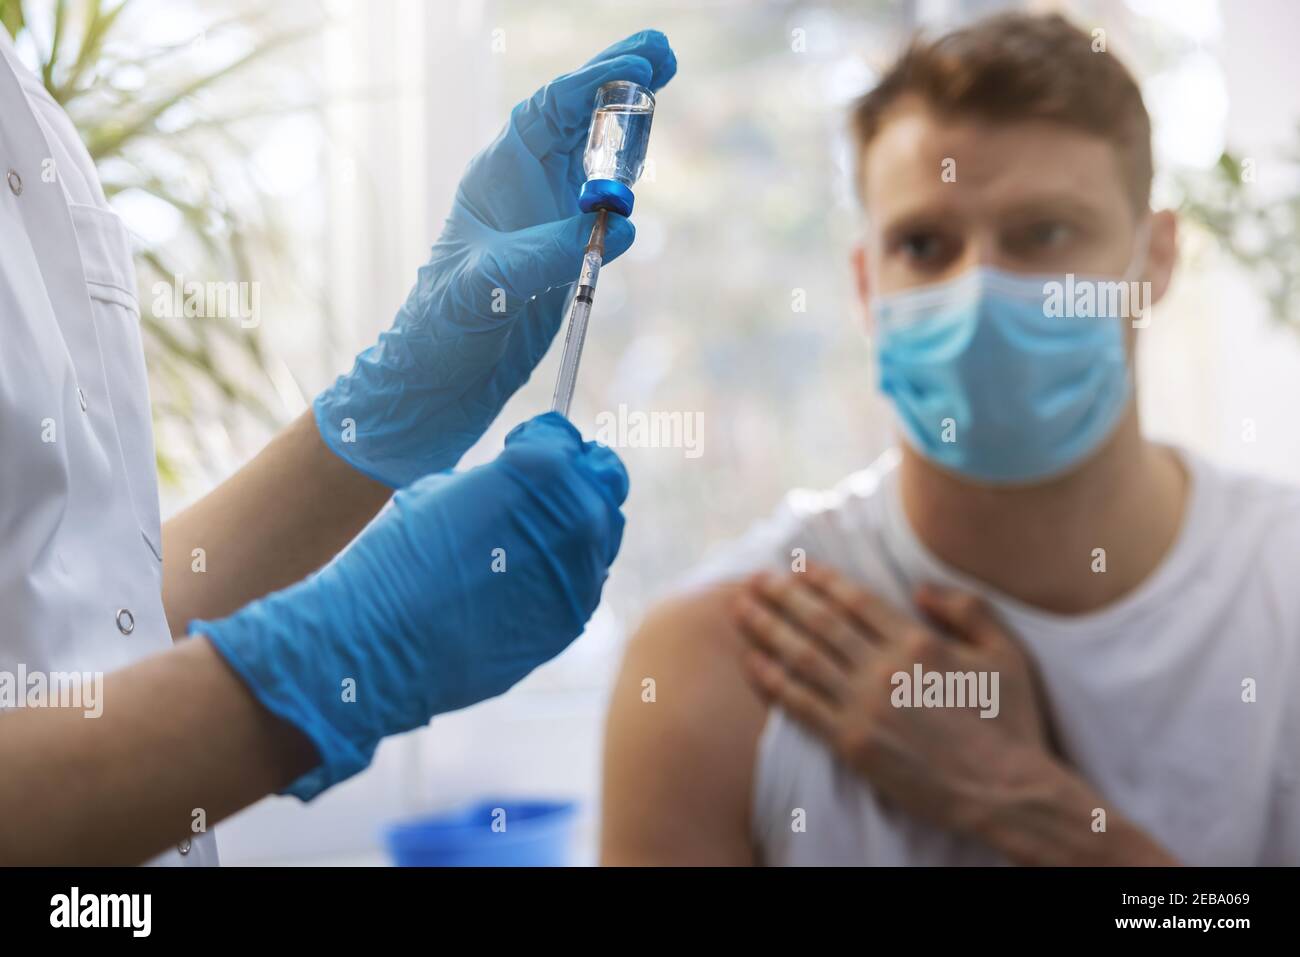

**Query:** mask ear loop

left=1125, top=215, right=1153, bottom=330
left=1124, top=215, right=1152, bottom=282
left=862, top=220, right=885, bottom=316
left=1116, top=214, right=1153, bottom=405
left=860, top=229, right=886, bottom=394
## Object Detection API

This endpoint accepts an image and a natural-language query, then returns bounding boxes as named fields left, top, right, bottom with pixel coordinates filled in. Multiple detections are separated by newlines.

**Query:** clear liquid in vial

left=583, top=105, right=654, bottom=187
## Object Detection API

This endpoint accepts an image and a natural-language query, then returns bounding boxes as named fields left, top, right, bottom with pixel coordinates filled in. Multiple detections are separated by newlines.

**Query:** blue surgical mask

left=870, top=228, right=1148, bottom=484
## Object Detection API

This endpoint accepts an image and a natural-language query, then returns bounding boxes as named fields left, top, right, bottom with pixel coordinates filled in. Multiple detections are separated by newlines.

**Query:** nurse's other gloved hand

left=312, top=30, right=676, bottom=488
left=191, top=413, right=628, bottom=800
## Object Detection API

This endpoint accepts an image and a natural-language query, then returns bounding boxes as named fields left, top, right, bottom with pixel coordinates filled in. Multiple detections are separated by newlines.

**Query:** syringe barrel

left=550, top=213, right=607, bottom=417
left=551, top=294, right=593, bottom=419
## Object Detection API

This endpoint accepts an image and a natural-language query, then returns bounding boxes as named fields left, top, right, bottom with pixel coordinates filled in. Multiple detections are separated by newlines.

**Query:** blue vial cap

left=578, top=179, right=635, bottom=217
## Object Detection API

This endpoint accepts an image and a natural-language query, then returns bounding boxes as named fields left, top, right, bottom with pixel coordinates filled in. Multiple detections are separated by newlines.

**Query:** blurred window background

left=6, top=0, right=1298, bottom=863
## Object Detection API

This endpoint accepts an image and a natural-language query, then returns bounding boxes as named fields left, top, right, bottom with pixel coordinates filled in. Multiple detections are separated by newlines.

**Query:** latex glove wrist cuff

left=191, top=585, right=376, bottom=801
left=311, top=389, right=420, bottom=490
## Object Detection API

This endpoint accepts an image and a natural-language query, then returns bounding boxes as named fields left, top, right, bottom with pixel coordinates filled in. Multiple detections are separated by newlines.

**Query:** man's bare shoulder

left=600, top=581, right=769, bottom=865
left=624, top=580, right=773, bottom=747
left=633, top=580, right=749, bottom=663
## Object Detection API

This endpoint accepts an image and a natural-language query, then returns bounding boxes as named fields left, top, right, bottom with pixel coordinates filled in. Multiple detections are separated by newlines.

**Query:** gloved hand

left=314, top=30, right=677, bottom=488
left=191, top=413, right=628, bottom=800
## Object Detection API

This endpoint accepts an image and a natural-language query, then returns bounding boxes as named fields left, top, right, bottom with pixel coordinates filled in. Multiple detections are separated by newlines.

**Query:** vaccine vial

left=578, top=81, right=655, bottom=217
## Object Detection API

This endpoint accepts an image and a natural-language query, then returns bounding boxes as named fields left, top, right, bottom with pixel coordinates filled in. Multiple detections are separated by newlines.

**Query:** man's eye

left=900, top=233, right=945, bottom=261
left=1022, top=221, right=1072, bottom=249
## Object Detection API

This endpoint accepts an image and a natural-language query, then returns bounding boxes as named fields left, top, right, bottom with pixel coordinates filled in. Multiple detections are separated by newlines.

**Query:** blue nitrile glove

left=313, top=30, right=677, bottom=488
left=191, top=413, right=628, bottom=800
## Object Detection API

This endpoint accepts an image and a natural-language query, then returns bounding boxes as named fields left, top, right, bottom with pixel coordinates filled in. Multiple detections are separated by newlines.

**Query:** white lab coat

left=0, top=32, right=217, bottom=865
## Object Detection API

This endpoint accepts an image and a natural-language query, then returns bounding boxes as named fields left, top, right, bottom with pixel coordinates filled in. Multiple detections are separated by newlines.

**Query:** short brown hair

left=851, top=12, right=1152, bottom=211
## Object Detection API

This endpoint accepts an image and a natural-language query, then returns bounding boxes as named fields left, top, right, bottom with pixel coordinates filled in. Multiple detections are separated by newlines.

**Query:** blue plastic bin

left=384, top=798, right=579, bottom=867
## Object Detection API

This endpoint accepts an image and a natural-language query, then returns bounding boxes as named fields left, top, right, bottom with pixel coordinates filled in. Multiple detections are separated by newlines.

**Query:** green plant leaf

left=0, top=0, right=26, bottom=40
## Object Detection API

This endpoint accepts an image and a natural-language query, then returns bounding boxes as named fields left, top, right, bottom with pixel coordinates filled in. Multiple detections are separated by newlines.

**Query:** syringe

left=550, top=209, right=608, bottom=417
left=549, top=79, right=655, bottom=419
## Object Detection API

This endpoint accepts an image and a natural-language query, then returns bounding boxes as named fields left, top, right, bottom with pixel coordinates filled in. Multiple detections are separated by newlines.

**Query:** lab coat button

left=77, top=388, right=88, bottom=412
left=178, top=838, right=192, bottom=856
left=6, top=169, right=21, bottom=195
left=115, top=608, right=135, bottom=635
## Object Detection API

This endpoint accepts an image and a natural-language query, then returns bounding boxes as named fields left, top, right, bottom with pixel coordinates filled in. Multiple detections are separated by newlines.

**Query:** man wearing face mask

left=601, top=12, right=1300, bottom=866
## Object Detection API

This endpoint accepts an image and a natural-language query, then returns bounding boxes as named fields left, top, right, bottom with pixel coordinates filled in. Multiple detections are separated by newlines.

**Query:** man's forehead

left=860, top=102, right=1130, bottom=224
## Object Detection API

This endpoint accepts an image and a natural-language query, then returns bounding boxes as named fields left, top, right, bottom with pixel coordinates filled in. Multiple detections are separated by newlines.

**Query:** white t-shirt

left=687, top=447, right=1300, bottom=865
